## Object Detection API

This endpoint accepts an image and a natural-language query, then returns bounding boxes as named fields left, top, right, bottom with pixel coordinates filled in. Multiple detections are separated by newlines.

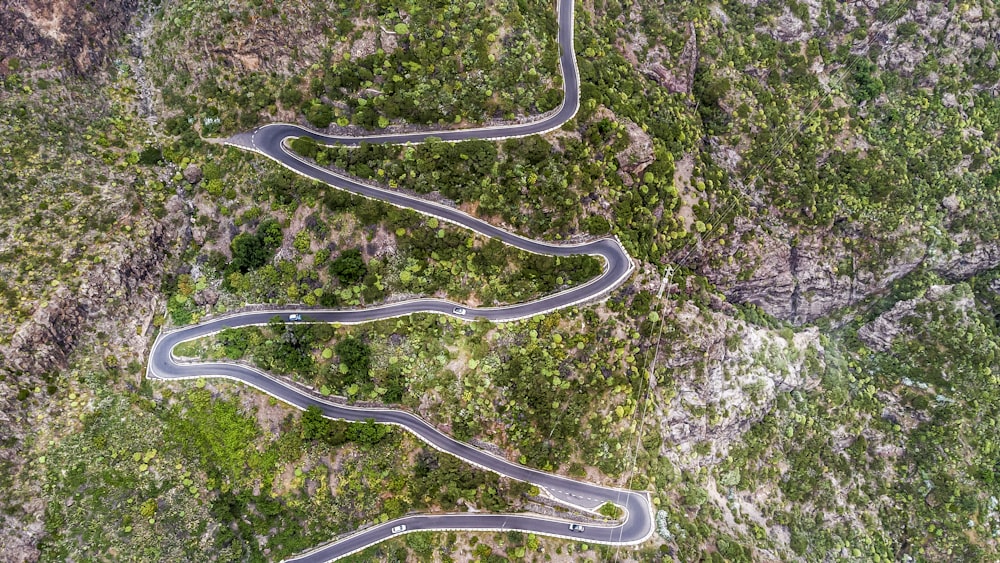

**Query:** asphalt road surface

left=148, top=0, right=655, bottom=559
left=237, top=0, right=578, bottom=149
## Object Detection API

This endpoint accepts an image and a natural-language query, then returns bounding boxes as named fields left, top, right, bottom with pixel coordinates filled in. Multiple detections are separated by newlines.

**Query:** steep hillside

left=2, top=0, right=1000, bottom=561
left=0, top=0, right=140, bottom=73
left=638, top=0, right=1000, bottom=322
left=147, top=0, right=561, bottom=135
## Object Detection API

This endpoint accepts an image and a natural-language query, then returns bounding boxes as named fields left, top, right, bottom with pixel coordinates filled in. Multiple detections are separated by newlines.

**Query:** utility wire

left=609, top=3, right=917, bottom=559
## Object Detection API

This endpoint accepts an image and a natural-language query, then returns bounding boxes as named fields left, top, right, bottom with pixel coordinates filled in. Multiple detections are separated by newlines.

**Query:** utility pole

left=657, top=265, right=674, bottom=300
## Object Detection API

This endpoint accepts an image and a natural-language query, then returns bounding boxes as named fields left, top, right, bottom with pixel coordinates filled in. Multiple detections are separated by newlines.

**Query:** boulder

left=616, top=119, right=655, bottom=184
left=183, top=164, right=203, bottom=185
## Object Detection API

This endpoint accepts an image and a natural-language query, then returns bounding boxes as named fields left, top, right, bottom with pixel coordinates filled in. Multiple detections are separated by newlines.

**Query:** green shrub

left=335, top=336, right=371, bottom=386
left=329, top=249, right=366, bottom=284
left=303, top=101, right=334, bottom=128
left=228, top=219, right=283, bottom=274
left=138, top=146, right=163, bottom=165
left=598, top=502, right=622, bottom=518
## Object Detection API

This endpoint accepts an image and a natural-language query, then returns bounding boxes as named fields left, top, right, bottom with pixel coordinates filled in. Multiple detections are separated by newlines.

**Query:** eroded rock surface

left=858, top=285, right=977, bottom=352
left=0, top=0, right=140, bottom=74
left=4, top=211, right=183, bottom=377
left=654, top=302, right=822, bottom=461
left=698, top=215, right=1000, bottom=324
left=616, top=119, right=655, bottom=185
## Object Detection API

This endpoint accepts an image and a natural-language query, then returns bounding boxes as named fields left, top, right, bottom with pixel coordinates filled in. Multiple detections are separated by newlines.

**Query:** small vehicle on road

left=452, top=307, right=467, bottom=315
left=569, top=523, right=585, bottom=533
left=391, top=525, right=406, bottom=534
left=288, top=314, right=302, bottom=321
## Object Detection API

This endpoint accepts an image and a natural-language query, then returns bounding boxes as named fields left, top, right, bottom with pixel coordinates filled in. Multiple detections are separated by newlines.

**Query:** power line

left=608, top=3, right=918, bottom=559
left=611, top=266, right=674, bottom=561
left=670, top=1, right=918, bottom=272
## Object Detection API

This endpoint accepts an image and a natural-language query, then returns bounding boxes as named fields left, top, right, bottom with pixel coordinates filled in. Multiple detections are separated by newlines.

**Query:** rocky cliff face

left=652, top=301, right=822, bottom=462
left=0, top=0, right=140, bottom=74
left=858, top=284, right=977, bottom=352
left=0, top=6, right=181, bottom=558
left=634, top=0, right=1000, bottom=324
left=0, top=197, right=186, bottom=562
left=4, top=214, right=176, bottom=376
left=701, top=214, right=1000, bottom=324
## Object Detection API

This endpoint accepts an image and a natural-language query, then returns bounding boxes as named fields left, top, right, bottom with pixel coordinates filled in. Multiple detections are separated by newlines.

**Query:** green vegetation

left=184, top=288, right=681, bottom=474
left=329, top=248, right=367, bottom=284
left=6, top=0, right=1000, bottom=561
left=154, top=147, right=601, bottom=325
left=301, top=0, right=561, bottom=127
left=335, top=336, right=372, bottom=388
left=228, top=219, right=283, bottom=275
left=291, top=120, right=687, bottom=259
left=597, top=502, right=622, bottom=519
left=301, top=405, right=350, bottom=446
left=36, top=365, right=528, bottom=561
left=149, top=0, right=560, bottom=135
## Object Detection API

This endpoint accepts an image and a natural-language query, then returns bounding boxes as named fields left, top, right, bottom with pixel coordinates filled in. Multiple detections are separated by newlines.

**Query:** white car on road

left=288, top=314, right=302, bottom=321
left=569, top=523, right=585, bottom=533
left=391, top=525, right=406, bottom=534
left=452, top=307, right=467, bottom=315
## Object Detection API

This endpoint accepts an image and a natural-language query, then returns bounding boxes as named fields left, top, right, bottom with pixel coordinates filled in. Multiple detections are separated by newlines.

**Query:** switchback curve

left=148, top=0, right=654, bottom=559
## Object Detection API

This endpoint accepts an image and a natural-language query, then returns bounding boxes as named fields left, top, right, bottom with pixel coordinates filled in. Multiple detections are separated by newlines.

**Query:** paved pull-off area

left=147, top=0, right=654, bottom=559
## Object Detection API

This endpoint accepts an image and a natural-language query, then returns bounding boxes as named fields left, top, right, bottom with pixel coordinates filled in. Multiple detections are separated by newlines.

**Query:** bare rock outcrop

left=616, top=119, right=655, bottom=185
left=766, top=8, right=810, bottom=43
left=711, top=224, right=797, bottom=319
left=858, top=285, right=976, bottom=351
left=0, top=0, right=140, bottom=74
left=879, top=0, right=998, bottom=87
left=697, top=208, right=1000, bottom=324
left=183, top=164, right=203, bottom=185
left=3, top=205, right=185, bottom=378
left=936, top=239, right=1000, bottom=280
left=0, top=504, right=42, bottom=563
left=739, top=235, right=996, bottom=325
left=654, top=302, right=822, bottom=462
left=640, top=23, right=698, bottom=95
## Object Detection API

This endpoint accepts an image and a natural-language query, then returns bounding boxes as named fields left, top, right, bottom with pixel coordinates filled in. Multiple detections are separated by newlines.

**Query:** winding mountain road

left=147, top=0, right=655, bottom=559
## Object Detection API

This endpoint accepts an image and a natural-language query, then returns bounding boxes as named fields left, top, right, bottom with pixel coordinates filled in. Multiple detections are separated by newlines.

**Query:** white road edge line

left=149, top=0, right=657, bottom=558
